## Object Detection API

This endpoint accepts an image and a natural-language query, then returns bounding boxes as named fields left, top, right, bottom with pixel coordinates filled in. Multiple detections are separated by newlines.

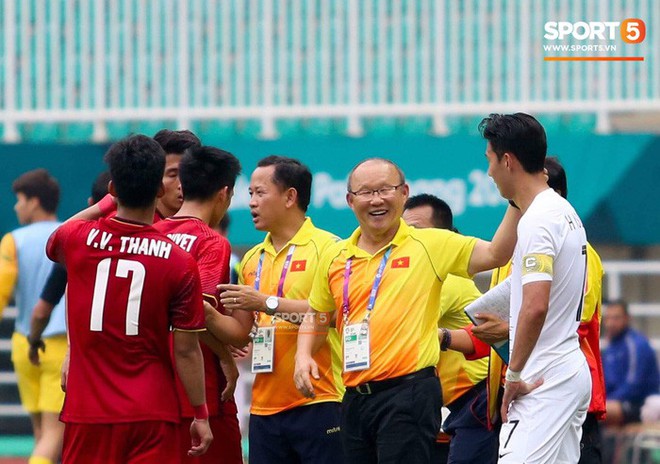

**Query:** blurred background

left=0, top=0, right=659, bottom=462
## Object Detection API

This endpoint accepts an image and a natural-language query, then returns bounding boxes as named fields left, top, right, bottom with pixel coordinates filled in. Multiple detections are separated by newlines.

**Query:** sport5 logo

left=544, top=19, right=646, bottom=44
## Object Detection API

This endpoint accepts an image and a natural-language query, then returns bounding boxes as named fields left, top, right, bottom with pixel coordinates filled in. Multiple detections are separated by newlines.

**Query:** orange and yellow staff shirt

left=239, top=218, right=343, bottom=415
left=580, top=243, right=606, bottom=418
left=485, top=261, right=512, bottom=425
left=438, top=275, right=488, bottom=406
left=309, top=219, right=477, bottom=387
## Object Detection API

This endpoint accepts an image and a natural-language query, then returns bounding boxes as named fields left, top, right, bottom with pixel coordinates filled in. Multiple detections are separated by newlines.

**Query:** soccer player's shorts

left=177, top=413, right=243, bottom=463
left=498, top=357, right=591, bottom=464
left=62, top=421, right=179, bottom=463
left=11, top=332, right=67, bottom=413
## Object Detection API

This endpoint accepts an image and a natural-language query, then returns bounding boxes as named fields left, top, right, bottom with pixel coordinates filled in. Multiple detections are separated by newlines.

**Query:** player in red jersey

left=154, top=145, right=253, bottom=463
left=46, top=135, right=213, bottom=463
left=153, top=129, right=202, bottom=219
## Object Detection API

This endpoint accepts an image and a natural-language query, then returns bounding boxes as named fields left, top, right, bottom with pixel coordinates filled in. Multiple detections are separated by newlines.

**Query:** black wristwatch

left=440, top=328, right=452, bottom=351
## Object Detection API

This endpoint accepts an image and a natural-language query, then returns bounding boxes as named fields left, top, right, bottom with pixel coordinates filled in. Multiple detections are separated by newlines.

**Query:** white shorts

left=498, top=357, right=591, bottom=464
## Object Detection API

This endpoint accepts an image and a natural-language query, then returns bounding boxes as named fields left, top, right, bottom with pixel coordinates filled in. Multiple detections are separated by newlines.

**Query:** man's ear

left=285, top=187, right=298, bottom=209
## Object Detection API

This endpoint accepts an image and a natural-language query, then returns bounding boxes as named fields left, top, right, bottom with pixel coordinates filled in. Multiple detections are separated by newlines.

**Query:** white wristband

left=505, top=369, right=522, bottom=382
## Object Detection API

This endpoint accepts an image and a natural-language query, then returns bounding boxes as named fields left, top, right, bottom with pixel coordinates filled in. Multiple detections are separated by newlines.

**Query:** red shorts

left=63, top=421, right=179, bottom=464
left=178, top=414, right=243, bottom=464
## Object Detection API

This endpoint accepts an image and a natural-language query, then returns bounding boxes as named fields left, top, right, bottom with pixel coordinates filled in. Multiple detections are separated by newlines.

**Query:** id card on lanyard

left=250, top=245, right=296, bottom=374
left=342, top=247, right=391, bottom=372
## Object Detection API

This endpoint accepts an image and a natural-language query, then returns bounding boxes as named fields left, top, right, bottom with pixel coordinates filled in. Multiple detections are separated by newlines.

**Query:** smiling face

left=347, top=159, right=409, bottom=240
left=248, top=165, right=290, bottom=232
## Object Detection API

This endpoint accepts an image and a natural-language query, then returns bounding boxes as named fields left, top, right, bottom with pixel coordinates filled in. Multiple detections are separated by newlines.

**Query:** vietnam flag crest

left=391, top=257, right=410, bottom=268
left=291, top=260, right=307, bottom=272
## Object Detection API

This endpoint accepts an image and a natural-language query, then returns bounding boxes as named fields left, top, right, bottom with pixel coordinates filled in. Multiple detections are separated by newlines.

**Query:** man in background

left=603, top=299, right=660, bottom=427
left=0, top=169, right=66, bottom=464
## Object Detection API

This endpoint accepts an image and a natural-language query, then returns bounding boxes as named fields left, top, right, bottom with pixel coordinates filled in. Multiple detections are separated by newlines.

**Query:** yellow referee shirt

left=309, top=219, right=477, bottom=387
left=239, top=218, right=343, bottom=415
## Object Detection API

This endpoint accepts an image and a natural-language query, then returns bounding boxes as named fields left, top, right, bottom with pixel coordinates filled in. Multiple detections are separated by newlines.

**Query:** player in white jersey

left=480, top=113, right=591, bottom=464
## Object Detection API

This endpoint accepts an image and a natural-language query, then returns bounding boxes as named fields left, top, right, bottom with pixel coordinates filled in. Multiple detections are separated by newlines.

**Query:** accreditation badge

left=251, top=326, right=275, bottom=373
left=343, top=323, right=370, bottom=372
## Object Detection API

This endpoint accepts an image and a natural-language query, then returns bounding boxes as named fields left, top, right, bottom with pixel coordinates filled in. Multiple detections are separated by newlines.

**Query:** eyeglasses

left=348, top=183, right=405, bottom=199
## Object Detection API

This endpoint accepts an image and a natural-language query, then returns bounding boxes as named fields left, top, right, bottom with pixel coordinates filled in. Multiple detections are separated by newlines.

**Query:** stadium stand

left=0, top=0, right=659, bottom=143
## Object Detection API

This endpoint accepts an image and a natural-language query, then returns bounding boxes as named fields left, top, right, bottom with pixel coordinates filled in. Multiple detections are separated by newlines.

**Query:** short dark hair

left=179, top=146, right=242, bottom=201
left=347, top=158, right=406, bottom=191
left=479, top=113, right=547, bottom=173
left=404, top=194, right=457, bottom=231
left=90, top=171, right=112, bottom=204
left=257, top=156, right=312, bottom=212
left=545, top=156, right=568, bottom=199
left=12, top=168, right=60, bottom=213
left=153, top=129, right=201, bottom=155
left=605, top=299, right=629, bottom=316
left=104, top=135, right=166, bottom=209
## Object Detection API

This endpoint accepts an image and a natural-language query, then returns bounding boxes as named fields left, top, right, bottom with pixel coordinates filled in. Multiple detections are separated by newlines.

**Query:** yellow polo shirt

left=309, top=219, right=477, bottom=387
left=438, top=275, right=488, bottom=405
left=239, top=218, right=343, bottom=415
left=487, top=262, right=511, bottom=424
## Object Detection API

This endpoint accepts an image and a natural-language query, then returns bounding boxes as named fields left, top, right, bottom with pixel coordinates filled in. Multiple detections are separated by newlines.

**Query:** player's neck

left=155, top=199, right=178, bottom=218
left=29, top=210, right=57, bottom=223
left=512, top=175, right=550, bottom=214
left=174, top=201, right=214, bottom=226
left=269, top=214, right=306, bottom=253
left=116, top=204, right=157, bottom=225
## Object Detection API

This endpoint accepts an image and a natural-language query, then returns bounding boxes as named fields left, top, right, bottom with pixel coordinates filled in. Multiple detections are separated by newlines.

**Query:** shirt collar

left=345, top=218, right=411, bottom=258
left=262, top=217, right=316, bottom=255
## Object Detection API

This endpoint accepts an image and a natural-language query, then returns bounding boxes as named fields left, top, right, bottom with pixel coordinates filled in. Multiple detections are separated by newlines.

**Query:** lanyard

left=342, top=247, right=392, bottom=327
left=255, top=245, right=296, bottom=297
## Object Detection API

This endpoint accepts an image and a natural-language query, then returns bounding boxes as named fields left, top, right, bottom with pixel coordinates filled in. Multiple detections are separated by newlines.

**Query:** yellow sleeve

left=439, top=275, right=482, bottom=329
left=581, top=243, right=603, bottom=324
left=422, top=229, right=477, bottom=280
left=489, top=260, right=512, bottom=289
left=308, top=243, right=342, bottom=313
left=0, top=233, right=18, bottom=317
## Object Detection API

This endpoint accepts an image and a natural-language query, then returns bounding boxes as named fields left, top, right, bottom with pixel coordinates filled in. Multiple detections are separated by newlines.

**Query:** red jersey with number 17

left=46, top=217, right=205, bottom=424
left=153, top=216, right=235, bottom=417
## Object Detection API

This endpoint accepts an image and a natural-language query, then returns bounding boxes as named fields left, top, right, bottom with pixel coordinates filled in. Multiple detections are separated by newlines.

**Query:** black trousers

left=578, top=413, right=602, bottom=464
left=438, top=380, right=499, bottom=464
left=249, top=402, right=344, bottom=464
left=341, top=375, right=442, bottom=464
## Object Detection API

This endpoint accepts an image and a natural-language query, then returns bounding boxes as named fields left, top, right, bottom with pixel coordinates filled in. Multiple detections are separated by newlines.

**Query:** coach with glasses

left=294, top=157, right=521, bottom=463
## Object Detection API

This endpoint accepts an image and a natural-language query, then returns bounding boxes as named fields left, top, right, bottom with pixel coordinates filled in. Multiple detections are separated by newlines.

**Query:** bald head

left=347, top=158, right=405, bottom=192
